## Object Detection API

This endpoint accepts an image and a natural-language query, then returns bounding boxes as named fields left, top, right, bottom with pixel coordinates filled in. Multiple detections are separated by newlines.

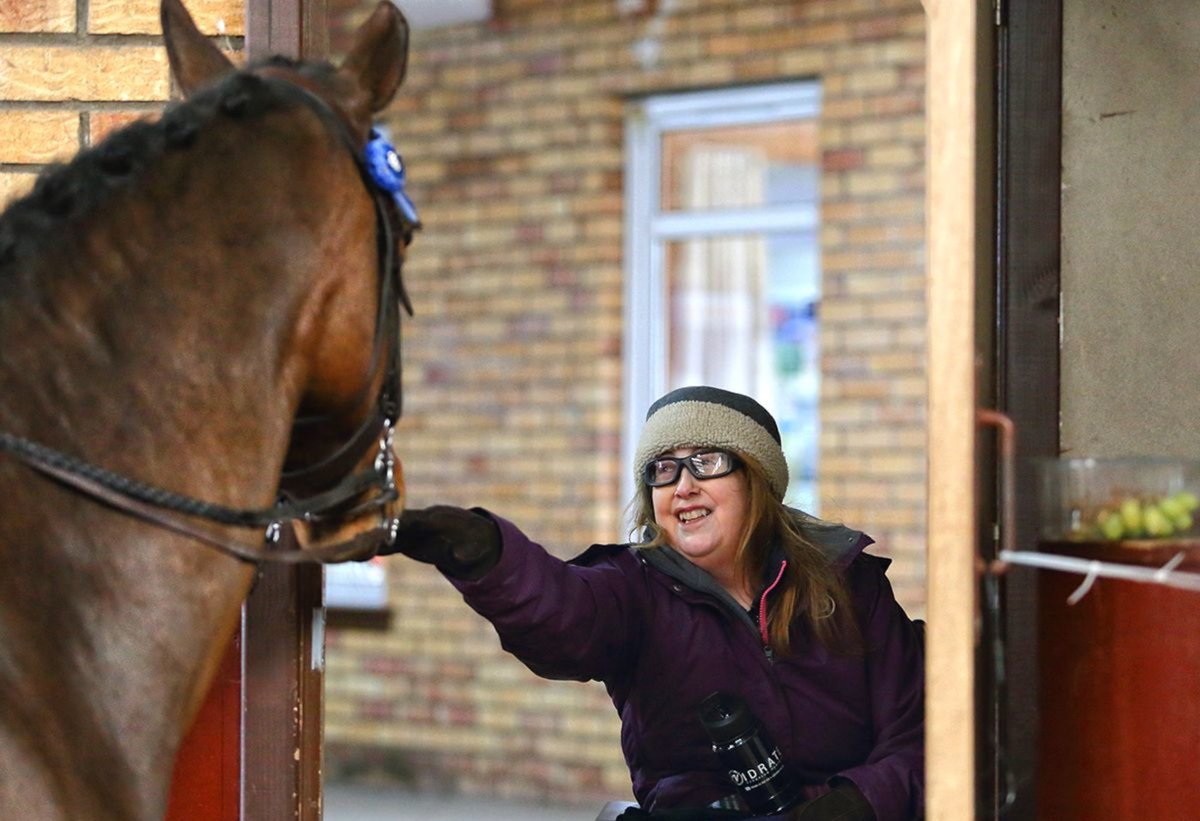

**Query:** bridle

left=0, top=70, right=419, bottom=565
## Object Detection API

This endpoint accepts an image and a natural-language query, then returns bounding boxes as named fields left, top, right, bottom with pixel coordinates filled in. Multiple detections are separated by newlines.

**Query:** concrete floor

left=324, top=783, right=606, bottom=820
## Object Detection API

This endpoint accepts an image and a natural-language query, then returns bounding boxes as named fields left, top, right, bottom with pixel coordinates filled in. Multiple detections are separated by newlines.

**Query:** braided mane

left=0, top=56, right=338, bottom=283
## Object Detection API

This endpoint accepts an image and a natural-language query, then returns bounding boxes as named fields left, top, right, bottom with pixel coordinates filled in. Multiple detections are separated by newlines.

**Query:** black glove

left=380, top=505, right=501, bottom=580
left=792, top=781, right=876, bottom=821
left=616, top=807, right=745, bottom=821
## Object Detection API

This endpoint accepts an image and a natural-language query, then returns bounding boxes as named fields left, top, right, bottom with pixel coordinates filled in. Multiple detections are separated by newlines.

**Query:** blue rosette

left=365, top=128, right=419, bottom=225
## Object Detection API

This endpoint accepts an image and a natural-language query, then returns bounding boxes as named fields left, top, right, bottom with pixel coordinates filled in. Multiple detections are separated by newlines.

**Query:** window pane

left=660, top=120, right=819, bottom=212
left=664, top=231, right=820, bottom=512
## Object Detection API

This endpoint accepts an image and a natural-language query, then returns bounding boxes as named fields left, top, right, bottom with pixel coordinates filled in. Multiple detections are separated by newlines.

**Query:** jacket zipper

left=757, top=560, right=788, bottom=663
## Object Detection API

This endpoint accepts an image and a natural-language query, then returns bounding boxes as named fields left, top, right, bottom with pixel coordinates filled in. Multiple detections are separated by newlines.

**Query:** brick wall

left=0, top=0, right=244, bottom=205
left=325, top=0, right=927, bottom=807
left=0, top=0, right=928, bottom=807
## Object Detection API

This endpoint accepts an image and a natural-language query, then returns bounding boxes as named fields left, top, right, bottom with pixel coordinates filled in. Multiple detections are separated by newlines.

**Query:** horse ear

left=339, top=1, right=409, bottom=119
left=161, top=0, right=236, bottom=97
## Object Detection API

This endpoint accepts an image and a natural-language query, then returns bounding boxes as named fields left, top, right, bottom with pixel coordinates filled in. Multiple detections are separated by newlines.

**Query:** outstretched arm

left=384, top=507, right=644, bottom=683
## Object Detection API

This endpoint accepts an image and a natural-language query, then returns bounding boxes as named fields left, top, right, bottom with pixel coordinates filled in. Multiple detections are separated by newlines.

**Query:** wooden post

left=242, top=3, right=329, bottom=813
left=246, top=0, right=328, bottom=62
left=923, top=1, right=988, bottom=818
left=167, top=3, right=329, bottom=820
left=243, top=557, right=325, bottom=821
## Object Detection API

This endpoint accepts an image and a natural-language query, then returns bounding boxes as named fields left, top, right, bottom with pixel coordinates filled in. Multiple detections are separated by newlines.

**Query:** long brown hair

left=630, top=453, right=861, bottom=656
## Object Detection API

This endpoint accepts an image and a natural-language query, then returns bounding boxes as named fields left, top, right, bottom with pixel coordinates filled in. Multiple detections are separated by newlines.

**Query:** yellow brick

left=846, top=67, right=901, bottom=94
left=846, top=169, right=904, bottom=196
left=847, top=119, right=907, bottom=144
left=0, top=0, right=74, bottom=32
left=0, top=110, right=78, bottom=163
left=88, top=0, right=244, bottom=35
left=733, top=6, right=787, bottom=28
left=0, top=171, right=37, bottom=207
left=867, top=298, right=924, bottom=321
left=0, top=46, right=170, bottom=102
left=868, top=143, right=922, bottom=168
left=780, top=50, right=832, bottom=77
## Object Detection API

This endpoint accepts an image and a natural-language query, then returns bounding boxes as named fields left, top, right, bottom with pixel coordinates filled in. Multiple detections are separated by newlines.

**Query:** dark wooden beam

left=991, top=0, right=1063, bottom=816
left=244, top=5, right=329, bottom=818
left=243, top=550, right=326, bottom=821
left=246, top=0, right=328, bottom=61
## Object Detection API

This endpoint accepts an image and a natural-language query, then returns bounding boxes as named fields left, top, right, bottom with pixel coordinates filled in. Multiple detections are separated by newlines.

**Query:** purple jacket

left=450, top=513, right=924, bottom=821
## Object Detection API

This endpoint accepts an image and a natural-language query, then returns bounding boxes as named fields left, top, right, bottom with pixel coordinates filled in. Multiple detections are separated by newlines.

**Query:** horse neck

left=0, top=114, right=367, bottom=820
left=2, top=117, right=361, bottom=487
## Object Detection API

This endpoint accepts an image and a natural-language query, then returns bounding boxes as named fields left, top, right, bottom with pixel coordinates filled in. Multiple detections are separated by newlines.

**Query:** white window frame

left=621, top=82, right=822, bottom=515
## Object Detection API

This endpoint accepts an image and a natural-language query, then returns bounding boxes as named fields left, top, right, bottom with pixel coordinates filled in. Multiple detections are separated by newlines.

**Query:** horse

left=0, top=1, right=416, bottom=818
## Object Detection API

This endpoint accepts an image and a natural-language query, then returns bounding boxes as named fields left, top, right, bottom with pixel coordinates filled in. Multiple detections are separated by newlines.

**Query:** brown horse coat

left=0, top=2, right=410, bottom=818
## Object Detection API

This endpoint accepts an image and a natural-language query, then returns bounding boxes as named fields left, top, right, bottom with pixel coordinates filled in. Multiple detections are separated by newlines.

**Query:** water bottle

left=699, top=691, right=804, bottom=816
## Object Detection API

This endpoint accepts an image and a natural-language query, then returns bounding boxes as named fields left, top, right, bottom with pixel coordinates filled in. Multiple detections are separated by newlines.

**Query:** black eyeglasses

left=643, top=450, right=740, bottom=487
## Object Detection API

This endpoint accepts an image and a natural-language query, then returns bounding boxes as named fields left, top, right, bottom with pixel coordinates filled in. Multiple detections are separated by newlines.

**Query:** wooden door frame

left=925, top=0, right=1063, bottom=818
left=923, top=1, right=993, bottom=818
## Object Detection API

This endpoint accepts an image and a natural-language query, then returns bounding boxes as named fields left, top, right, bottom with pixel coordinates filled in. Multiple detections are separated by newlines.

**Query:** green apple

left=1159, top=495, right=1186, bottom=521
left=1118, top=498, right=1144, bottom=537
left=1170, top=490, right=1199, bottom=513
left=1143, top=504, right=1175, bottom=538
left=1097, top=509, right=1125, bottom=541
left=1172, top=510, right=1194, bottom=533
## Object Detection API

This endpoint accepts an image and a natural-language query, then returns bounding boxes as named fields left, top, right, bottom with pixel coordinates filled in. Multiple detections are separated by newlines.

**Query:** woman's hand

left=379, top=505, right=501, bottom=580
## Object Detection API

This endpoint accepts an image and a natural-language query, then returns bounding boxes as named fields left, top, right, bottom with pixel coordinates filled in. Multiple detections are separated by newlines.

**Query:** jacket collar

left=637, top=510, right=871, bottom=628
left=640, top=545, right=758, bottom=632
left=788, top=507, right=873, bottom=569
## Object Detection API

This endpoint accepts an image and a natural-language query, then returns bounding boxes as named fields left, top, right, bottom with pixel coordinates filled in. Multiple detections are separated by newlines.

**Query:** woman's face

left=651, top=447, right=750, bottom=579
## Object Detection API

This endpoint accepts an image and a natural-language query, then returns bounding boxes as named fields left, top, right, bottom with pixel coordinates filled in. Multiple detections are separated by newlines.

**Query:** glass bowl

left=1037, top=457, right=1200, bottom=542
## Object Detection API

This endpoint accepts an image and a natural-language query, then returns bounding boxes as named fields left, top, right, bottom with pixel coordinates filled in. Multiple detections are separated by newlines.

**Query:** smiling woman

left=645, top=445, right=752, bottom=602
left=380, top=385, right=925, bottom=821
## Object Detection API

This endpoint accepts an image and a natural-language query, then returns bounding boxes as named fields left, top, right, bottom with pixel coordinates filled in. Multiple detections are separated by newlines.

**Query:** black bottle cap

left=699, top=691, right=759, bottom=744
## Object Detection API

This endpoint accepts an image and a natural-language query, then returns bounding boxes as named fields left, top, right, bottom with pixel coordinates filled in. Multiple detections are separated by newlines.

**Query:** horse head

left=0, top=2, right=418, bottom=818
left=163, top=0, right=415, bottom=556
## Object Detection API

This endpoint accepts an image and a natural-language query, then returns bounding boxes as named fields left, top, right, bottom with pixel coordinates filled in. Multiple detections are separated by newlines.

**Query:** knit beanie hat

left=634, top=386, right=789, bottom=500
